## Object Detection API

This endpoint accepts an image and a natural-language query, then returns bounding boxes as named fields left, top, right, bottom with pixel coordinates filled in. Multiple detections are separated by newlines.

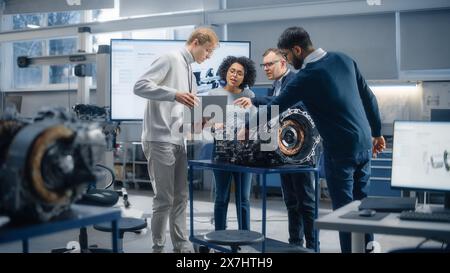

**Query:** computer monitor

left=391, top=121, right=450, bottom=209
left=110, top=39, right=251, bottom=121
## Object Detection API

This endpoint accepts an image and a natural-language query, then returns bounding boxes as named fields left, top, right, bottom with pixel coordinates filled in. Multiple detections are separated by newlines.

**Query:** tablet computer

left=183, top=95, right=228, bottom=123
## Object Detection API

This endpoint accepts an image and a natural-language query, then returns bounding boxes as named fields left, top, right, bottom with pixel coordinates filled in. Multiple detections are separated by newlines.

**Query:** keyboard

left=399, top=210, right=450, bottom=223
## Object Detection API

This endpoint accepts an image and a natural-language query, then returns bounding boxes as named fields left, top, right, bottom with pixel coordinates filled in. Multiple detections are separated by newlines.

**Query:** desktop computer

left=391, top=121, right=450, bottom=222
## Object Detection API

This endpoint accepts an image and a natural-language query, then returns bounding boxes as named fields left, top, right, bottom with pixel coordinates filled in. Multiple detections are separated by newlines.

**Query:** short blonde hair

left=263, top=48, right=285, bottom=59
left=186, top=27, right=219, bottom=46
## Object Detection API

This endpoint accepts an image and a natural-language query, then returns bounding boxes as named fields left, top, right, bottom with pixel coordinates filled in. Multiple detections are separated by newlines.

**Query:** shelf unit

left=113, top=141, right=205, bottom=190
left=368, top=149, right=402, bottom=197
left=114, top=141, right=152, bottom=188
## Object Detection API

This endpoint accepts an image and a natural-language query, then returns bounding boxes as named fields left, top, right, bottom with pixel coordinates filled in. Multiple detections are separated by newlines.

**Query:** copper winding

left=278, top=119, right=304, bottom=156
left=28, top=125, right=74, bottom=204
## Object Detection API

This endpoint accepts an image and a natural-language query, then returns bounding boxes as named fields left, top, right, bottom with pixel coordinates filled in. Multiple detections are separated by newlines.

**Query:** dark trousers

left=213, top=170, right=252, bottom=231
left=280, top=172, right=315, bottom=249
left=324, top=149, right=374, bottom=253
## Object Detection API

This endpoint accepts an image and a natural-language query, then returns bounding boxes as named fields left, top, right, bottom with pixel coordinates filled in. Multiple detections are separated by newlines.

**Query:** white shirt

left=134, top=47, right=197, bottom=146
left=301, top=48, right=327, bottom=69
left=273, top=69, right=291, bottom=96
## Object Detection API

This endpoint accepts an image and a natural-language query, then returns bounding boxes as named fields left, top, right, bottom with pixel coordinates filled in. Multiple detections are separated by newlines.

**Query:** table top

left=188, top=159, right=319, bottom=174
left=315, top=201, right=450, bottom=242
left=0, top=204, right=121, bottom=243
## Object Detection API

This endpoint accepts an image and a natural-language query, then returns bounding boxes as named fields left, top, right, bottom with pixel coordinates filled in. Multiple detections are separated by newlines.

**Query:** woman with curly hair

left=208, top=55, right=257, bottom=231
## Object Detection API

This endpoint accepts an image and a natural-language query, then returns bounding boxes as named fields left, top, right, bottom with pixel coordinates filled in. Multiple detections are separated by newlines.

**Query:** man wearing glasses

left=235, top=48, right=316, bottom=249
left=259, top=27, right=385, bottom=253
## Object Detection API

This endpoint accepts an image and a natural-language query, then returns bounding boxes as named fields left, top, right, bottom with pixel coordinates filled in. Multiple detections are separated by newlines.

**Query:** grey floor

left=0, top=186, right=444, bottom=253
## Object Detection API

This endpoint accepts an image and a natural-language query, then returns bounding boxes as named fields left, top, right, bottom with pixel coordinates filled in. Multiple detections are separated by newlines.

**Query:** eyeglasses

left=280, top=50, right=290, bottom=59
left=259, top=60, right=280, bottom=69
left=228, top=68, right=244, bottom=77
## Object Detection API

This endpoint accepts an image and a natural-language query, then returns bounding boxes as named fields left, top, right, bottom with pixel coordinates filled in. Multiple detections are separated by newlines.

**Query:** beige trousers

left=142, top=141, right=188, bottom=251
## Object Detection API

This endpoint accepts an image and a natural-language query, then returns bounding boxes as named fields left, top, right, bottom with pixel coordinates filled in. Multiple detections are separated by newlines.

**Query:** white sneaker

left=173, top=247, right=193, bottom=253
left=152, top=246, right=165, bottom=253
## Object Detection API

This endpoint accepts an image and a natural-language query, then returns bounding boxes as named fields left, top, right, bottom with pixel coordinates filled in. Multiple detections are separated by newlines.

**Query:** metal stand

left=188, top=160, right=321, bottom=253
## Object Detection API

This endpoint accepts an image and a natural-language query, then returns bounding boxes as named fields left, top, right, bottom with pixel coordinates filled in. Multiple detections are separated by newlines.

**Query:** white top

left=134, top=47, right=197, bottom=145
left=273, top=69, right=291, bottom=96
left=301, top=48, right=327, bottom=69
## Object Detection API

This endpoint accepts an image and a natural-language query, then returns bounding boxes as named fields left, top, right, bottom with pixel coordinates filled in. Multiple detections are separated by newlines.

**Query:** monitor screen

left=110, top=39, right=251, bottom=121
left=391, top=121, right=450, bottom=192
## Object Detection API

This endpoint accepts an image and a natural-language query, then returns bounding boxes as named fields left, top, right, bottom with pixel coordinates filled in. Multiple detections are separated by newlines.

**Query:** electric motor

left=0, top=108, right=106, bottom=223
left=214, top=107, right=321, bottom=167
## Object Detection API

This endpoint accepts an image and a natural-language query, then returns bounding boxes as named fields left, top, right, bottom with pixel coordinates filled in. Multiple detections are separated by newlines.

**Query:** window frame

left=1, top=9, right=183, bottom=92
left=1, top=10, right=89, bottom=92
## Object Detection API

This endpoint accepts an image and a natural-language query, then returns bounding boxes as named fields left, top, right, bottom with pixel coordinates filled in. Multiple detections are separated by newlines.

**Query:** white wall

left=421, top=82, right=450, bottom=120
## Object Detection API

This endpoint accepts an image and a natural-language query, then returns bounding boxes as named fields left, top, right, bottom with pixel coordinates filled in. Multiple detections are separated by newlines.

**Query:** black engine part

left=0, top=108, right=106, bottom=223
left=214, top=107, right=321, bottom=167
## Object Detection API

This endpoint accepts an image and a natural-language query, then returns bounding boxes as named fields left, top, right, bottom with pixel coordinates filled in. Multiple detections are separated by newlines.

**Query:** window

left=47, top=12, right=81, bottom=26
left=13, top=13, right=45, bottom=30
left=6, top=12, right=81, bottom=90
left=49, top=38, right=78, bottom=85
left=2, top=7, right=191, bottom=91
left=10, top=14, right=45, bottom=88
left=13, top=40, right=44, bottom=88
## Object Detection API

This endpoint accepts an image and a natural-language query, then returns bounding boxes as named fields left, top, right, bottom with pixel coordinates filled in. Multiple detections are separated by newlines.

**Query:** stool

left=204, top=230, right=265, bottom=253
left=93, top=217, right=147, bottom=252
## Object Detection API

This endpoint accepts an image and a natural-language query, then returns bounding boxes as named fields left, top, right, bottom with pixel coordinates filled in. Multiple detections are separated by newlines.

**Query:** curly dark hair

left=218, top=56, right=256, bottom=89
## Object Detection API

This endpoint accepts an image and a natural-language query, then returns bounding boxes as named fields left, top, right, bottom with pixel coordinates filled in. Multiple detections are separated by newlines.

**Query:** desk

left=0, top=204, right=121, bottom=253
left=315, top=201, right=450, bottom=253
left=188, top=159, right=320, bottom=252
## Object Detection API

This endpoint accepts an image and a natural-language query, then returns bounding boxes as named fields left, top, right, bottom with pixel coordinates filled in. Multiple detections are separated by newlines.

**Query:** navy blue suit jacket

left=251, top=70, right=297, bottom=107
left=264, top=52, right=382, bottom=156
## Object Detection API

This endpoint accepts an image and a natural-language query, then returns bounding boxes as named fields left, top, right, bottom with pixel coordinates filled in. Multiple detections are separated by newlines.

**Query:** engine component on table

left=0, top=108, right=106, bottom=223
left=73, top=104, right=120, bottom=151
left=214, top=107, right=321, bottom=167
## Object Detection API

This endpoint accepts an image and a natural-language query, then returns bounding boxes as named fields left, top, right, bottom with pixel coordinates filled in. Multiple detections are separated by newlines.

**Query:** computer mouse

left=359, top=209, right=376, bottom=217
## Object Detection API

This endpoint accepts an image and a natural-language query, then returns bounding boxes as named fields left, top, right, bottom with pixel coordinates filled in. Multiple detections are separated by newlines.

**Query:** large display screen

left=110, top=39, right=250, bottom=121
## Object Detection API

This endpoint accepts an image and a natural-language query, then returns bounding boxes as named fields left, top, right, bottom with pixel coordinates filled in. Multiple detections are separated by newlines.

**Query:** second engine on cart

left=213, top=107, right=321, bottom=167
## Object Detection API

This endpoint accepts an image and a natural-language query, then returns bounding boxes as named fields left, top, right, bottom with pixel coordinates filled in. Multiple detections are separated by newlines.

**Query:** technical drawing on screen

left=110, top=39, right=250, bottom=121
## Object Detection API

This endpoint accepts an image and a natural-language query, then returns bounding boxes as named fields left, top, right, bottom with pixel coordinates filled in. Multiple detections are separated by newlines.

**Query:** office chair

left=51, top=164, right=147, bottom=253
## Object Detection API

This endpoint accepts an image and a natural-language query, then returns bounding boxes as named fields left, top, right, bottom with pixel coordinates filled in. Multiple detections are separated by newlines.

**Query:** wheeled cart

left=188, top=160, right=321, bottom=253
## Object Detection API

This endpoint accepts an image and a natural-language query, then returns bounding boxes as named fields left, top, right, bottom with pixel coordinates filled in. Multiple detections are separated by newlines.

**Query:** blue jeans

left=213, top=170, right=252, bottom=230
left=280, top=172, right=315, bottom=249
left=324, top=149, right=374, bottom=253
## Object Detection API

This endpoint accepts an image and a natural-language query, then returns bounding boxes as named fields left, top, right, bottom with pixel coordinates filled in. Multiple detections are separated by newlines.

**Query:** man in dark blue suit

left=235, top=48, right=316, bottom=249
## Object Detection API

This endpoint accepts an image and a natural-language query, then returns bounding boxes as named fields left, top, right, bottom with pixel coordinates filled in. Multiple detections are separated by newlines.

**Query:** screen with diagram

left=391, top=121, right=450, bottom=192
left=110, top=39, right=250, bottom=121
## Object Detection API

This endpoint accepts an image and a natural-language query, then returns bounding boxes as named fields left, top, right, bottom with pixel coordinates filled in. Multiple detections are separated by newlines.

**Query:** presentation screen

left=110, top=39, right=250, bottom=121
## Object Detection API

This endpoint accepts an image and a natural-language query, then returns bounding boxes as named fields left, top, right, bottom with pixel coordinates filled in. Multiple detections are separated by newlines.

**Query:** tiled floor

left=0, top=188, right=444, bottom=253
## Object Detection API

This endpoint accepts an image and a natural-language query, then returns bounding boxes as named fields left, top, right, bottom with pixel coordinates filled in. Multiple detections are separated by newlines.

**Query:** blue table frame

left=0, top=204, right=121, bottom=253
left=188, top=159, right=320, bottom=252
